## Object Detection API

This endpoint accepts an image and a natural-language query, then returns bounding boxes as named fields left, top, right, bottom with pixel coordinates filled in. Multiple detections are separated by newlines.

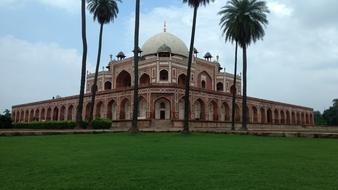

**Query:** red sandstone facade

left=12, top=30, right=314, bottom=128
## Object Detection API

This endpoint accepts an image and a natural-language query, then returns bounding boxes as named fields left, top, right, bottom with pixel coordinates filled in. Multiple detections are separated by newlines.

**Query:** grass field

left=1, top=133, right=338, bottom=190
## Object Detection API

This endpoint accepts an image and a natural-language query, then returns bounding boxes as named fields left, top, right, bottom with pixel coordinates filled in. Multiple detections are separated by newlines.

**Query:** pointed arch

left=120, top=98, right=130, bottom=120
left=67, top=105, right=74, bottom=121
left=286, top=110, right=291, bottom=125
left=194, top=98, right=205, bottom=120
left=53, top=107, right=59, bottom=121
left=46, top=108, right=52, bottom=121
left=280, top=110, right=285, bottom=124
left=95, top=101, right=104, bottom=118
left=178, top=74, right=186, bottom=88
left=197, top=71, right=212, bottom=90
left=252, top=106, right=258, bottom=123
left=138, top=96, right=147, bottom=119
left=104, top=81, right=112, bottom=90
left=267, top=109, right=272, bottom=124
left=85, top=103, right=91, bottom=120
left=60, top=106, right=66, bottom=121
left=154, top=97, right=171, bottom=120
left=274, top=109, right=279, bottom=124
left=34, top=109, right=40, bottom=122
left=107, top=99, right=117, bottom=120
left=159, top=70, right=168, bottom=81
left=140, top=73, right=150, bottom=86
left=217, top=82, right=224, bottom=91
left=221, top=102, right=230, bottom=121
left=208, top=100, right=218, bottom=121
left=116, top=70, right=131, bottom=88
left=260, top=108, right=266, bottom=124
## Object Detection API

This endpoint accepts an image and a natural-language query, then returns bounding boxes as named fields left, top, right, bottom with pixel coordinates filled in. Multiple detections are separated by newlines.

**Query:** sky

left=0, top=0, right=338, bottom=113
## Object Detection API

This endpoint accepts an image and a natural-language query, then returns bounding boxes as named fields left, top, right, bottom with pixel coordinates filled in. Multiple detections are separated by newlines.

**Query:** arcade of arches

left=12, top=93, right=314, bottom=126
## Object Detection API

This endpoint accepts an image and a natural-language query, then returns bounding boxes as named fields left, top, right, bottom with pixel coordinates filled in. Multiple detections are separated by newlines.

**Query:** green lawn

left=1, top=133, right=338, bottom=190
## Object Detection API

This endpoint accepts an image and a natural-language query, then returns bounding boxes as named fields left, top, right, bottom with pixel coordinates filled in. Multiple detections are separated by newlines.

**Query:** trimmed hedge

left=92, top=119, right=112, bottom=129
left=12, top=119, right=112, bottom=130
left=13, top=121, right=76, bottom=129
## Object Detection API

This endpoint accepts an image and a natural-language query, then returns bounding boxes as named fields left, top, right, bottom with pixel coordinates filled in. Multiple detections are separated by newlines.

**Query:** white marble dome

left=142, top=32, right=189, bottom=57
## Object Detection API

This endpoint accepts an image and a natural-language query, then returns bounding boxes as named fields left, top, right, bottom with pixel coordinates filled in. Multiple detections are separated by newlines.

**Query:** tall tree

left=76, top=0, right=88, bottom=129
left=219, top=0, right=269, bottom=130
left=219, top=3, right=241, bottom=131
left=182, top=0, right=214, bottom=134
left=87, top=0, right=121, bottom=128
left=130, top=0, right=140, bottom=133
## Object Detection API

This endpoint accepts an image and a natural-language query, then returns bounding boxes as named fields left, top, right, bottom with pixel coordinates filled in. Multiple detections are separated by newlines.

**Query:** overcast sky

left=0, top=0, right=337, bottom=113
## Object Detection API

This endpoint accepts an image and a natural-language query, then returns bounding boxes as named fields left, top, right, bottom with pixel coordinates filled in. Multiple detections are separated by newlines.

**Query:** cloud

left=0, top=0, right=79, bottom=13
left=0, top=35, right=87, bottom=111
left=125, top=0, right=338, bottom=111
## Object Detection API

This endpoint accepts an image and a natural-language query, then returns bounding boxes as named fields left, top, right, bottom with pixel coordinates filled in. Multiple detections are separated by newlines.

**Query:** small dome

left=142, top=32, right=188, bottom=57
left=194, top=48, right=199, bottom=54
left=204, top=52, right=213, bottom=59
left=116, top=51, right=126, bottom=58
left=157, top=44, right=172, bottom=53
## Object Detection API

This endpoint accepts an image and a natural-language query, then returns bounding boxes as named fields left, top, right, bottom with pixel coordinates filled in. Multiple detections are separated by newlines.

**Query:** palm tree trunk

left=242, top=45, right=247, bottom=130
left=183, top=6, right=198, bottom=134
left=76, top=0, right=88, bottom=129
left=231, top=41, right=238, bottom=130
left=130, top=0, right=140, bottom=134
left=88, top=23, right=104, bottom=129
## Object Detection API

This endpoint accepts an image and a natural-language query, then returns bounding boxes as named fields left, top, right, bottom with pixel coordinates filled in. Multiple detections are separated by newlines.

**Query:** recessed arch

left=286, top=110, right=291, bottom=125
left=67, top=105, right=74, bottom=121
left=274, top=109, right=279, bottom=124
left=280, top=110, right=285, bottom=124
left=138, top=96, right=147, bottom=119
left=104, top=81, right=112, bottom=90
left=198, top=71, right=212, bottom=90
left=267, top=109, right=272, bottom=124
left=221, top=102, right=230, bottom=121
left=34, top=109, right=40, bottom=122
left=107, top=99, right=117, bottom=120
left=159, top=70, right=168, bottom=81
left=208, top=100, right=218, bottom=121
left=46, top=108, right=52, bottom=121
left=29, top=109, right=34, bottom=122
left=53, top=107, right=59, bottom=121
left=85, top=103, right=91, bottom=120
left=217, top=82, right=224, bottom=92
left=178, top=74, right=186, bottom=88
left=95, top=101, right=104, bottom=118
left=140, top=73, right=150, bottom=86
left=252, top=106, right=258, bottom=123
left=40, top=108, right=45, bottom=121
left=194, top=98, right=205, bottom=120
left=120, top=98, right=131, bottom=120
left=154, top=98, right=171, bottom=120
left=260, top=108, right=266, bottom=124
left=60, top=106, right=66, bottom=121
left=116, top=70, right=131, bottom=88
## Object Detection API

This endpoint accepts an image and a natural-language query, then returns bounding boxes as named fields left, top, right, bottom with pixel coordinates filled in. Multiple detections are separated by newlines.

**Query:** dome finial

left=164, top=21, right=167, bottom=32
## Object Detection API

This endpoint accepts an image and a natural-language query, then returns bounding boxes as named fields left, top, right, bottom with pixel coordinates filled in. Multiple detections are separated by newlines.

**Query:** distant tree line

left=314, top=99, right=338, bottom=126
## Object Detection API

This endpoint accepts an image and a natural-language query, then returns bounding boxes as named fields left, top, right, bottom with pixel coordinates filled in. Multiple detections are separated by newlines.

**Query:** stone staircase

left=151, top=120, right=173, bottom=128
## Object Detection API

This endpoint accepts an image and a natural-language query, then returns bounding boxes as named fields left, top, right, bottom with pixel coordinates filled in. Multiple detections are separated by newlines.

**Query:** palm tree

left=87, top=0, right=121, bottom=128
left=182, top=0, right=214, bottom=134
left=219, top=0, right=269, bottom=130
left=219, top=3, right=240, bottom=131
left=130, top=0, right=140, bottom=134
left=76, top=0, right=88, bottom=129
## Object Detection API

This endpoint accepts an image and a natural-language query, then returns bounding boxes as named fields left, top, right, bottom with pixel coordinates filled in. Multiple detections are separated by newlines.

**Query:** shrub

left=92, top=118, right=112, bottom=129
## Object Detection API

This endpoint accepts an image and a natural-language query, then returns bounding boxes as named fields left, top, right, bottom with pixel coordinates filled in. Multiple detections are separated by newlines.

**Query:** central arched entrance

left=154, top=98, right=171, bottom=120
